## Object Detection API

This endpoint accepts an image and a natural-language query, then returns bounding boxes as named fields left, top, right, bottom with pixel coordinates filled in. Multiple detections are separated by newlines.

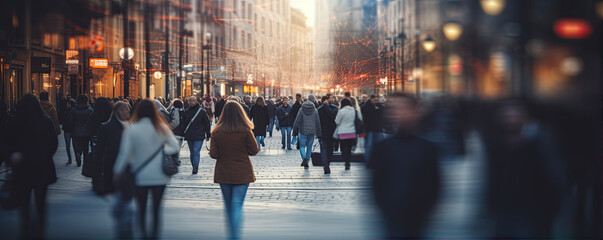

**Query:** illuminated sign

left=554, top=18, right=592, bottom=39
left=66, top=50, right=79, bottom=64
left=89, top=58, right=108, bottom=68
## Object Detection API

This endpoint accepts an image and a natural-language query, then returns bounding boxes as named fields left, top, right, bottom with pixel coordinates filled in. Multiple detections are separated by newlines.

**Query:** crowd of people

left=0, top=89, right=600, bottom=239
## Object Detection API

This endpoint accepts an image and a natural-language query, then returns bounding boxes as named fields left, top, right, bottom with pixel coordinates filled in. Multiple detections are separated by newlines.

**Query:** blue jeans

left=187, top=140, right=203, bottom=172
left=292, top=135, right=298, bottom=146
left=364, top=131, right=384, bottom=165
left=267, top=117, right=275, bottom=136
left=320, top=138, right=334, bottom=169
left=255, top=136, right=265, bottom=151
left=220, top=184, right=249, bottom=239
left=298, top=134, right=315, bottom=160
left=280, top=127, right=292, bottom=148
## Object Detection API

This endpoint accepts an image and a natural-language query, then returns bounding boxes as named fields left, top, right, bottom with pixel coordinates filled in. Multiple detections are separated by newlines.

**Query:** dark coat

left=93, top=115, right=125, bottom=194
left=291, top=100, right=302, bottom=122
left=250, top=104, right=270, bottom=137
left=4, top=115, right=58, bottom=188
left=267, top=102, right=277, bottom=118
left=182, top=104, right=211, bottom=141
left=318, top=103, right=338, bottom=141
left=67, top=104, right=93, bottom=137
left=215, top=99, right=226, bottom=118
left=361, top=101, right=384, bottom=132
left=277, top=104, right=294, bottom=127
left=241, top=103, right=251, bottom=118
left=370, top=131, right=440, bottom=238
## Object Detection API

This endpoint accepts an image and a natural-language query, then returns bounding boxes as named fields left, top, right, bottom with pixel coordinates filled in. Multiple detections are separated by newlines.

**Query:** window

left=233, top=0, right=237, bottom=15
left=261, top=17, right=265, bottom=34
left=247, top=33, right=251, bottom=49
left=254, top=14, right=257, bottom=32
left=242, top=1, right=245, bottom=18
left=248, top=4, right=252, bottom=20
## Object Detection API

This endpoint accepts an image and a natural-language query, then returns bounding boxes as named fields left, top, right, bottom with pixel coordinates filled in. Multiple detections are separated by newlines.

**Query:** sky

left=289, top=0, right=316, bottom=28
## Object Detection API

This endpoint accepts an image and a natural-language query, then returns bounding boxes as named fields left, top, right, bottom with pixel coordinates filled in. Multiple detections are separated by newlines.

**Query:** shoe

left=324, top=167, right=331, bottom=174
left=287, top=147, right=293, bottom=150
left=192, top=171, right=198, bottom=175
left=261, top=142, right=265, bottom=147
left=301, top=158, right=309, bottom=168
left=345, top=166, right=350, bottom=170
left=76, top=159, right=81, bottom=167
left=66, top=160, right=72, bottom=165
left=282, top=146, right=285, bottom=149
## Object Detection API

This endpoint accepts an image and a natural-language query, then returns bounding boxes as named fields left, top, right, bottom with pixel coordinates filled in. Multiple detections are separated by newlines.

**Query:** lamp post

left=422, top=36, right=436, bottom=52
left=204, top=32, right=211, bottom=97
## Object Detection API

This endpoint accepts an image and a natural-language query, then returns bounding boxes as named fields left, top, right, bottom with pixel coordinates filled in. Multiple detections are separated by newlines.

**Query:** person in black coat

left=361, top=95, right=385, bottom=164
left=266, top=99, right=278, bottom=137
left=250, top=97, right=270, bottom=151
left=369, top=93, right=440, bottom=239
left=215, top=96, right=226, bottom=123
left=62, top=98, right=76, bottom=164
left=317, top=95, right=338, bottom=174
left=1, top=94, right=58, bottom=239
left=277, top=97, right=294, bottom=150
left=68, top=95, right=93, bottom=166
left=182, top=96, right=211, bottom=174
left=290, top=94, right=303, bottom=148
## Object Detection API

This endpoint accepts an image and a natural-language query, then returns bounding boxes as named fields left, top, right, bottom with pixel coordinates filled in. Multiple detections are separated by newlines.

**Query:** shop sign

left=89, top=58, right=108, bottom=68
left=31, top=57, right=51, bottom=73
left=68, top=65, right=78, bottom=74
left=66, top=50, right=79, bottom=64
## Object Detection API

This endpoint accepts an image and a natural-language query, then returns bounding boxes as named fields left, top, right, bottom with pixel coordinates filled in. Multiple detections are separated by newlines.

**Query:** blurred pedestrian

left=68, top=95, right=93, bottom=167
left=215, top=95, right=226, bottom=123
left=39, top=92, right=60, bottom=135
left=369, top=93, right=440, bottom=238
left=113, top=99, right=179, bottom=239
left=290, top=93, right=303, bottom=149
left=62, top=98, right=76, bottom=164
left=361, top=95, right=384, bottom=165
left=153, top=99, right=170, bottom=123
left=292, top=95, right=322, bottom=169
left=318, top=95, right=338, bottom=174
left=277, top=97, right=294, bottom=150
left=209, top=101, right=259, bottom=239
left=2, top=94, right=58, bottom=239
left=182, top=96, right=211, bottom=174
left=202, top=95, right=215, bottom=123
left=308, top=94, right=320, bottom=108
left=334, top=98, right=361, bottom=170
left=243, top=95, right=254, bottom=109
left=249, top=97, right=269, bottom=151
left=266, top=99, right=277, bottom=137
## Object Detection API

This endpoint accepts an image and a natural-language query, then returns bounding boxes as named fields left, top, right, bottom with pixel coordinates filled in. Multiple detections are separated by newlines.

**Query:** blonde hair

left=211, top=101, right=254, bottom=134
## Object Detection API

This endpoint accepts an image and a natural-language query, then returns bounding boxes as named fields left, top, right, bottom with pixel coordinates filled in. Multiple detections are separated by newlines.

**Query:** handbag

left=162, top=146, right=180, bottom=176
left=117, top=145, right=163, bottom=200
left=354, top=109, right=365, bottom=135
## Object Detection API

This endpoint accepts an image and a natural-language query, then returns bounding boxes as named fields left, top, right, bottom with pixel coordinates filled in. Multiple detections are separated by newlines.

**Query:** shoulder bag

left=118, top=145, right=163, bottom=200
left=184, top=107, right=203, bottom=134
left=354, top=109, right=365, bottom=135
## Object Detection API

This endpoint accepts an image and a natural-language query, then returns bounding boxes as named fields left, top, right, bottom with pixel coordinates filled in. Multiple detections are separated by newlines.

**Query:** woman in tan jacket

left=209, top=101, right=259, bottom=239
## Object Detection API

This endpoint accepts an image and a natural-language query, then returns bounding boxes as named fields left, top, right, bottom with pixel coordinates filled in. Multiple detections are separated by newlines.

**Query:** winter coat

left=250, top=104, right=270, bottom=137
left=167, top=106, right=183, bottom=130
left=292, top=101, right=322, bottom=137
left=3, top=115, right=57, bottom=188
left=68, top=104, right=93, bottom=137
left=318, top=103, right=338, bottom=141
left=267, top=101, right=277, bottom=118
left=93, top=115, right=126, bottom=194
left=277, top=104, right=294, bottom=127
left=182, top=104, right=211, bottom=141
left=40, top=100, right=60, bottom=134
left=209, top=129, right=259, bottom=184
left=215, top=99, right=226, bottom=118
left=291, top=100, right=302, bottom=123
left=334, top=106, right=363, bottom=137
left=113, top=118, right=179, bottom=186
left=361, top=101, right=384, bottom=132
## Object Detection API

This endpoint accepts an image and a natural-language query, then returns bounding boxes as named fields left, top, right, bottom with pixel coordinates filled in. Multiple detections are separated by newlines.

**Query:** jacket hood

left=302, top=101, right=316, bottom=115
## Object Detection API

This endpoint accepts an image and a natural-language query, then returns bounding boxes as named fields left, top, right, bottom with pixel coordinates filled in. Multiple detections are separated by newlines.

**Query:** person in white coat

left=334, top=98, right=363, bottom=170
left=113, top=99, right=179, bottom=239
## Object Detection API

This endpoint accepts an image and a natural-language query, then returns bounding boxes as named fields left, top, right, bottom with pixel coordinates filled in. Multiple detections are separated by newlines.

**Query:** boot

left=324, top=166, right=331, bottom=174
left=76, top=158, right=81, bottom=167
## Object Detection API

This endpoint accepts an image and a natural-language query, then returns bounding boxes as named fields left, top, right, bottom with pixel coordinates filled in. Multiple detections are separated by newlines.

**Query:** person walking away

left=39, top=92, right=60, bottom=135
left=318, top=95, right=338, bottom=174
left=88, top=97, right=112, bottom=144
left=168, top=99, right=186, bottom=146
left=93, top=102, right=133, bottom=237
left=333, top=98, right=362, bottom=170
left=215, top=95, right=226, bottom=123
left=202, top=96, right=215, bottom=123
left=290, top=94, right=303, bottom=148
left=369, top=93, right=440, bottom=238
left=68, top=95, right=93, bottom=167
left=153, top=99, right=171, bottom=123
left=361, top=95, right=385, bottom=165
left=308, top=94, right=320, bottom=109
left=113, top=99, right=179, bottom=239
left=182, top=96, right=211, bottom=174
left=62, top=99, right=76, bottom=164
left=277, top=98, right=294, bottom=150
left=243, top=95, right=254, bottom=110
left=1, top=94, right=58, bottom=239
left=249, top=97, right=270, bottom=151
left=292, top=95, right=322, bottom=169
left=209, top=101, right=259, bottom=239
left=266, top=99, right=277, bottom=137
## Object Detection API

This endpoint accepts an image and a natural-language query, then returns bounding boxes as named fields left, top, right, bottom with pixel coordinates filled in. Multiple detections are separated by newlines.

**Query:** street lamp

left=480, top=0, right=506, bottom=16
left=442, top=22, right=463, bottom=41
left=119, top=47, right=134, bottom=60
left=422, top=36, right=436, bottom=52
left=204, top=32, right=212, bottom=97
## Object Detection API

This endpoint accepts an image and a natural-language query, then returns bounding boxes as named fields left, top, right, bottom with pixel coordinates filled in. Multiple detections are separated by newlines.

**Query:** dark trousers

left=320, top=139, right=334, bottom=169
left=63, top=131, right=72, bottom=161
left=135, top=185, right=166, bottom=239
left=19, top=186, right=48, bottom=239
left=340, top=139, right=355, bottom=167
left=72, top=136, right=89, bottom=161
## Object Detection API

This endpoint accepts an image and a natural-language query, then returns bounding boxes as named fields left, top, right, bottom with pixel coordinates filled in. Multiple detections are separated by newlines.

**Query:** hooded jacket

left=40, top=100, right=60, bottom=134
left=292, top=101, right=322, bottom=137
left=68, top=104, right=93, bottom=137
